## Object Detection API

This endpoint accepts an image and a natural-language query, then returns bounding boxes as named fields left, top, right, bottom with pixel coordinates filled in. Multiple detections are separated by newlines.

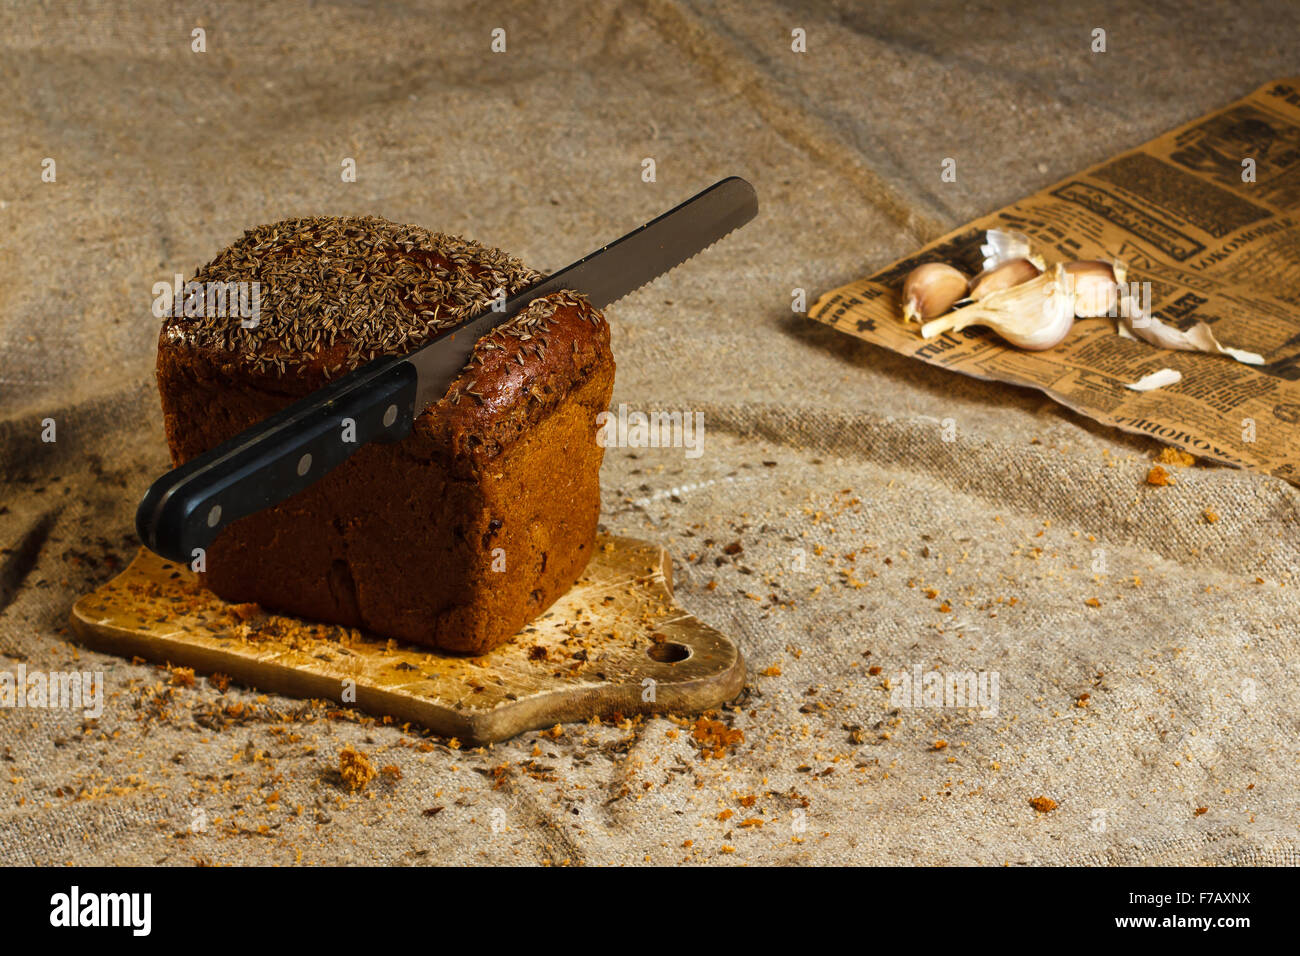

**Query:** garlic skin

left=1063, top=260, right=1124, bottom=318
left=1125, top=368, right=1182, bottom=391
left=969, top=257, right=1042, bottom=301
left=979, top=229, right=1033, bottom=272
left=920, top=263, right=1076, bottom=350
left=902, top=263, right=968, bottom=323
left=1117, top=294, right=1264, bottom=365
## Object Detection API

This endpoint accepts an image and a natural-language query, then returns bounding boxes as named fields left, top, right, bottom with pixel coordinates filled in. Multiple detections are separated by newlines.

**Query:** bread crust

left=155, top=217, right=614, bottom=654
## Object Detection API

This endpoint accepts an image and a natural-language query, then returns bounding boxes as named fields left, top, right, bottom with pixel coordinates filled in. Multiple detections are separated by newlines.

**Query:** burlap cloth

left=2, top=1, right=1297, bottom=866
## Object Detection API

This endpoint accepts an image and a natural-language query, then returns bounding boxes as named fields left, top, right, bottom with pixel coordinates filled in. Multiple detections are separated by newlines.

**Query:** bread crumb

left=931, top=740, right=948, bottom=751
left=1204, top=509, right=1219, bottom=523
left=230, top=602, right=262, bottom=621
left=1029, top=795, right=1057, bottom=813
left=1157, top=447, right=1195, bottom=468
left=691, top=716, right=744, bottom=759
left=760, top=665, right=781, bottom=677
left=1194, top=806, right=1208, bottom=816
left=338, top=746, right=377, bottom=792
left=1084, top=597, right=1101, bottom=608
left=1146, top=465, right=1174, bottom=486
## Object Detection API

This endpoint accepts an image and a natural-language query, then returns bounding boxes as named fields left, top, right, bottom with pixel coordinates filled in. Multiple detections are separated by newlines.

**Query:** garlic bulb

left=920, top=263, right=1076, bottom=350
left=902, top=263, right=968, bottom=323
left=1063, top=260, right=1124, bottom=318
left=969, top=257, right=1041, bottom=300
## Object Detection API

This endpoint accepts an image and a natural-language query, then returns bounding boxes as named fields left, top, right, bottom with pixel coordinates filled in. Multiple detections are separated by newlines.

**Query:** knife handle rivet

left=383, top=404, right=398, bottom=428
left=206, top=504, right=222, bottom=528
left=297, top=453, right=313, bottom=476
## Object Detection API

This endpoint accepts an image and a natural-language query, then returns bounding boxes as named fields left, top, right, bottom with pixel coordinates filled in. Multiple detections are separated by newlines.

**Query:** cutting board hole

left=647, top=641, right=691, bottom=664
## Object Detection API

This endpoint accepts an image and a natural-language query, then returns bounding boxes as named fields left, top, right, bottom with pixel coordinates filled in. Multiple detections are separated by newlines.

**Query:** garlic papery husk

left=920, top=263, right=1076, bottom=350
left=979, top=229, right=1036, bottom=272
left=1125, top=368, right=1182, bottom=391
left=1117, top=294, right=1264, bottom=365
left=1063, top=260, right=1125, bottom=318
left=901, top=262, right=969, bottom=323
left=969, top=257, right=1042, bottom=300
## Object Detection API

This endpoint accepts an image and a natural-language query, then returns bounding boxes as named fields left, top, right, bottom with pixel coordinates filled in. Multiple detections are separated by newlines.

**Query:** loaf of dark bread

left=155, top=216, right=614, bottom=654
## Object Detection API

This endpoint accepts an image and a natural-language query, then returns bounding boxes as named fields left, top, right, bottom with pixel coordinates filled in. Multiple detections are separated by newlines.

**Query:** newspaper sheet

left=810, top=78, right=1300, bottom=484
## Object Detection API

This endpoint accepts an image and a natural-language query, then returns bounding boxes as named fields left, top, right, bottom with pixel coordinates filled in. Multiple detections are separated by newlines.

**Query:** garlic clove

left=1063, top=260, right=1123, bottom=318
left=920, top=263, right=1076, bottom=350
left=969, top=257, right=1042, bottom=301
left=901, top=262, right=969, bottom=323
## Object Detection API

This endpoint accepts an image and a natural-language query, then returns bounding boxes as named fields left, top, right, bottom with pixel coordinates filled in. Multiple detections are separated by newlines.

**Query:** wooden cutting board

left=69, top=535, right=745, bottom=745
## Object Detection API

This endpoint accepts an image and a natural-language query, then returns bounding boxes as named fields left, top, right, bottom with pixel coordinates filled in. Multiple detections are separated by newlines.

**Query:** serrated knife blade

left=408, top=175, right=757, bottom=410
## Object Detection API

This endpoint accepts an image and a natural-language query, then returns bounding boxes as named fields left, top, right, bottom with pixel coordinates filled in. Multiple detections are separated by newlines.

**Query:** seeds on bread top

left=166, top=215, right=597, bottom=377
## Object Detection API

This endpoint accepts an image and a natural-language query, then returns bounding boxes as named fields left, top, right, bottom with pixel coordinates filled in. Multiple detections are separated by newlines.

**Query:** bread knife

left=136, top=176, right=758, bottom=563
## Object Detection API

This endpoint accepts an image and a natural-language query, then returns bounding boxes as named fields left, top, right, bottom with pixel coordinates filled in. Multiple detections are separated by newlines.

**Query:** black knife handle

left=135, top=356, right=418, bottom=564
